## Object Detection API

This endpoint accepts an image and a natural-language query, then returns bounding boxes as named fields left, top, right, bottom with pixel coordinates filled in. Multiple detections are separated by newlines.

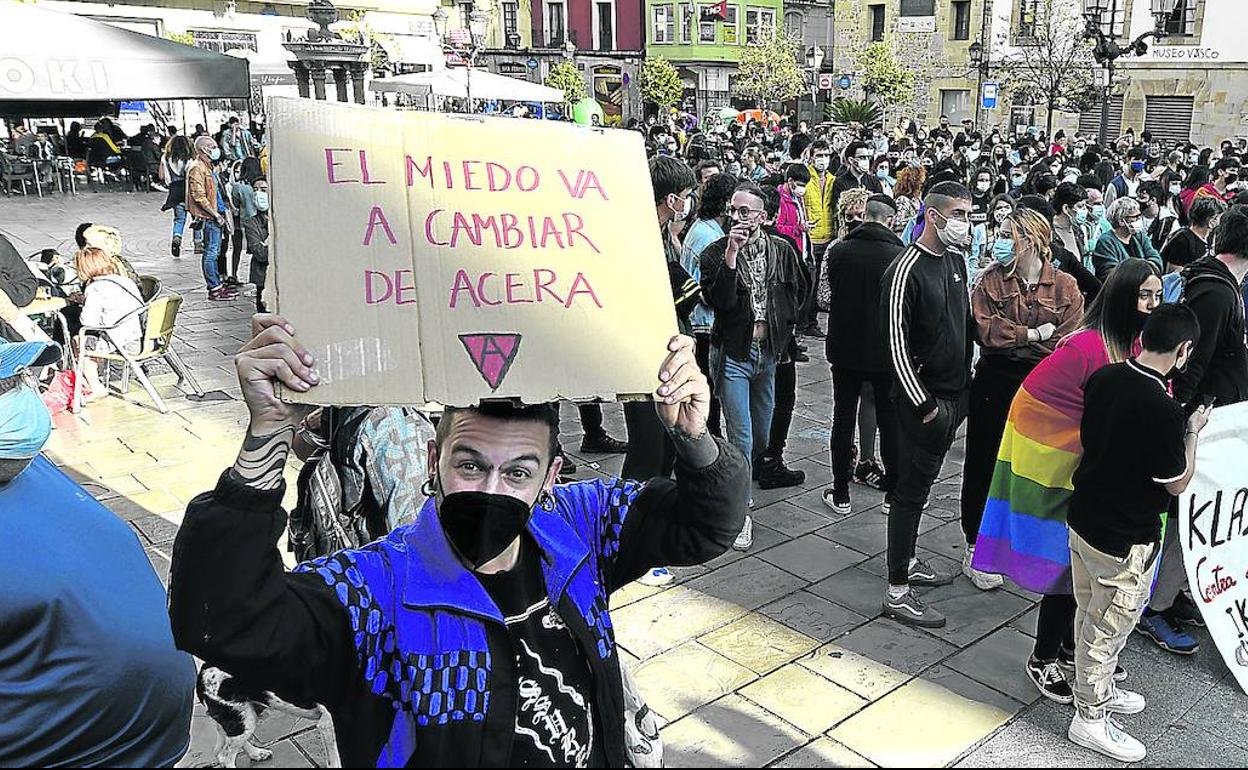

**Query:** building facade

left=476, top=0, right=644, bottom=124
left=988, top=0, right=1248, bottom=146
left=644, top=0, right=786, bottom=117
left=830, top=0, right=990, bottom=129
left=784, top=0, right=835, bottom=125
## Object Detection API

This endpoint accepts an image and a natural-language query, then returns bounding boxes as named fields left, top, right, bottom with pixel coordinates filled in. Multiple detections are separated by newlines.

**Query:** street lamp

left=805, top=44, right=824, bottom=125
left=967, top=40, right=989, bottom=130
left=1082, top=0, right=1179, bottom=146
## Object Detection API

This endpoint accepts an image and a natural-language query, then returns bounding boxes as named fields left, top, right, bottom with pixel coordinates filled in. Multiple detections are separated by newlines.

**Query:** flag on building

left=700, top=1, right=728, bottom=22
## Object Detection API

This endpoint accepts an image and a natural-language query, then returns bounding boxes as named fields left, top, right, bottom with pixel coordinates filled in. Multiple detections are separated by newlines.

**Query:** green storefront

left=644, top=0, right=786, bottom=117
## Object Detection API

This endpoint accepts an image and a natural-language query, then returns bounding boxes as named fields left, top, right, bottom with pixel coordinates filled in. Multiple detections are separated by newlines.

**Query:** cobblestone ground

left=5, top=190, right=1245, bottom=768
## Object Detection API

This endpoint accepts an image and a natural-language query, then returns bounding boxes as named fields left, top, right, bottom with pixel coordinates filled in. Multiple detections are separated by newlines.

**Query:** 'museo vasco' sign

left=267, top=96, right=677, bottom=406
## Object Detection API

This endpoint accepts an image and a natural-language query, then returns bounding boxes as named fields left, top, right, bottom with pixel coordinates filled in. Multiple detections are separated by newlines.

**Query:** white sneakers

left=1068, top=712, right=1146, bottom=762
left=962, top=545, right=1004, bottom=590
left=733, top=515, right=754, bottom=551
left=1105, top=687, right=1147, bottom=715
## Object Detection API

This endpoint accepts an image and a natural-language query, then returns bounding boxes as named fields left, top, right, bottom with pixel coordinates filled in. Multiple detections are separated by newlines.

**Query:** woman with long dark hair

left=972, top=259, right=1163, bottom=703
left=159, top=135, right=194, bottom=258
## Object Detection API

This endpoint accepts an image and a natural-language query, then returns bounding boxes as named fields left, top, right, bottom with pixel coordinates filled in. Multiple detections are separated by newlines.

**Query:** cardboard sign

left=266, top=97, right=678, bottom=406
left=1180, top=402, right=1248, bottom=694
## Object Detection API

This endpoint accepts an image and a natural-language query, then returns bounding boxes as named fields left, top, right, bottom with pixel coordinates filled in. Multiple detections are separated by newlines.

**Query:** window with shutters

left=1079, top=95, right=1125, bottom=139
left=900, top=0, right=935, bottom=16
left=869, top=5, right=885, bottom=41
left=952, top=1, right=971, bottom=40
left=1144, top=96, right=1195, bottom=145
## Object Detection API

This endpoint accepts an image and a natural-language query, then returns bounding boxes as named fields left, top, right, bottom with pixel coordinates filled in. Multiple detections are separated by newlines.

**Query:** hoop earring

left=539, top=491, right=556, bottom=511
left=420, top=477, right=436, bottom=497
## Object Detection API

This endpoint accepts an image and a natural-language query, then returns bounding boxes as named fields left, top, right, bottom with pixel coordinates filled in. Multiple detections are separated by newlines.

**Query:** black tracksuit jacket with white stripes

left=880, top=242, right=975, bottom=417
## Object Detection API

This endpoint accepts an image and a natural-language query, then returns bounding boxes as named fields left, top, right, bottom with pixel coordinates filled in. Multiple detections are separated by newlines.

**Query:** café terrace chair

left=72, top=291, right=204, bottom=414
left=0, top=153, right=41, bottom=197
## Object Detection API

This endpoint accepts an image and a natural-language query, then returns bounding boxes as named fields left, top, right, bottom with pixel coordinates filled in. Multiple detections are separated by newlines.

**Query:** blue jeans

left=171, top=203, right=187, bottom=239
left=712, top=342, right=778, bottom=466
left=201, top=219, right=222, bottom=290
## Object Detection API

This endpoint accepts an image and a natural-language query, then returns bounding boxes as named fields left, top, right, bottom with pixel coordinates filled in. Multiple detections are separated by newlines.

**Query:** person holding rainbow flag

left=971, top=259, right=1164, bottom=703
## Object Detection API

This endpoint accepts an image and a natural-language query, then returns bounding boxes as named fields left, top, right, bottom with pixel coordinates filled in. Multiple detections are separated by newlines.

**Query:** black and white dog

left=196, top=665, right=341, bottom=768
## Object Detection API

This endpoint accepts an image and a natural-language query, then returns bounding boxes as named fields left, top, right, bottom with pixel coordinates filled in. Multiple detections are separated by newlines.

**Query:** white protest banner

left=1180, top=401, right=1248, bottom=694
left=266, top=97, right=679, bottom=406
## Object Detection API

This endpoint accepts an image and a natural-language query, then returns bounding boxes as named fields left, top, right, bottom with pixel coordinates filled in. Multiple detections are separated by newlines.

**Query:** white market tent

left=0, top=2, right=249, bottom=116
left=370, top=69, right=563, bottom=104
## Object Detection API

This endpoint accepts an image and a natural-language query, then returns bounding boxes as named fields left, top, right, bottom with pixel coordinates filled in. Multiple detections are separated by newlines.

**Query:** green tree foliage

left=996, top=0, right=1097, bottom=135
left=825, top=98, right=884, bottom=127
left=545, top=60, right=588, bottom=103
left=858, top=42, right=915, bottom=111
left=639, top=56, right=683, bottom=110
left=733, top=28, right=806, bottom=107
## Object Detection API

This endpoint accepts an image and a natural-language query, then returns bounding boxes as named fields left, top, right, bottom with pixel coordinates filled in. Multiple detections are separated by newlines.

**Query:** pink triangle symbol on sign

left=459, top=333, right=523, bottom=391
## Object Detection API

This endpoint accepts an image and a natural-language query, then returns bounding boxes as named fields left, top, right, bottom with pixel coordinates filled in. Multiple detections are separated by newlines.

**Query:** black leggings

left=960, top=356, right=1036, bottom=545
left=1034, top=593, right=1076, bottom=661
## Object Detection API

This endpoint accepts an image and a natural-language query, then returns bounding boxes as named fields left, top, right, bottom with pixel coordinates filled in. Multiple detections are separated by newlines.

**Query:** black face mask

left=1136, top=310, right=1151, bottom=334
left=438, top=491, right=536, bottom=569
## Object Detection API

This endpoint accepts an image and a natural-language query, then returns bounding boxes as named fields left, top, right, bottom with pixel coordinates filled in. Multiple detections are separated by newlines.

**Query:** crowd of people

left=2, top=106, right=1247, bottom=767
left=628, top=109, right=1247, bottom=762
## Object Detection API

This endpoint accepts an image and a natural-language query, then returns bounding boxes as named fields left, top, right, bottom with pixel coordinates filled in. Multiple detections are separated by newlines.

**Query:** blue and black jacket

left=169, top=437, right=747, bottom=767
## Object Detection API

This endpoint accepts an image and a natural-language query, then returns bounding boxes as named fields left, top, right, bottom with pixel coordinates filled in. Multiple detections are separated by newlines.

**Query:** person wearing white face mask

left=801, top=140, right=838, bottom=336
left=776, top=164, right=812, bottom=264
left=242, top=177, right=271, bottom=313
left=879, top=181, right=976, bottom=628
left=1091, top=197, right=1164, bottom=279
left=186, top=135, right=235, bottom=301
left=831, top=141, right=883, bottom=220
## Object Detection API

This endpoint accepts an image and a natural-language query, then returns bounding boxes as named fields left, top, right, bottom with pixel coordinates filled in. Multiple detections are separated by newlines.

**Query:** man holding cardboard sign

left=168, top=314, right=747, bottom=767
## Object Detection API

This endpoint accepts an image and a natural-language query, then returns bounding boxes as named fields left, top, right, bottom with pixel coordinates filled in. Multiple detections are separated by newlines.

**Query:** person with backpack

left=1136, top=208, right=1248, bottom=656
left=1161, top=197, right=1224, bottom=273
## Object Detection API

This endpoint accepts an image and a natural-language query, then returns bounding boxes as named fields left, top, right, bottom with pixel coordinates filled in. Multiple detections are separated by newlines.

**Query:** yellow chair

left=73, top=292, right=204, bottom=414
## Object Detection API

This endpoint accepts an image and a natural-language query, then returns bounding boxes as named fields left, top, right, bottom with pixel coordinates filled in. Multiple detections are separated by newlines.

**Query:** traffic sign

left=527, top=57, right=539, bottom=70
left=837, top=74, right=852, bottom=90
left=818, top=73, right=834, bottom=91
left=981, top=81, right=999, bottom=110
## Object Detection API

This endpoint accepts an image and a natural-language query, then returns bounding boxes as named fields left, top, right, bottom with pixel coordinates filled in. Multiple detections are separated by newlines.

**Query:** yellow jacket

left=804, top=167, right=837, bottom=244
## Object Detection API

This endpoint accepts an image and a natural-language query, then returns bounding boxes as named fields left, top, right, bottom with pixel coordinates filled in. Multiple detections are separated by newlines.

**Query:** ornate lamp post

left=1082, top=0, right=1179, bottom=146
left=434, top=4, right=493, bottom=110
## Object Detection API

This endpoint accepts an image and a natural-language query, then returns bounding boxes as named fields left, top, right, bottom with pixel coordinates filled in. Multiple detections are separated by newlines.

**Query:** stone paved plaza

left=4, top=189, right=1246, bottom=768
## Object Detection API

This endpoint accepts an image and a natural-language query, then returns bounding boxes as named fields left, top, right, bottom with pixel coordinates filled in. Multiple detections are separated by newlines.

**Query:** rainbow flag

left=972, top=329, right=1111, bottom=595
